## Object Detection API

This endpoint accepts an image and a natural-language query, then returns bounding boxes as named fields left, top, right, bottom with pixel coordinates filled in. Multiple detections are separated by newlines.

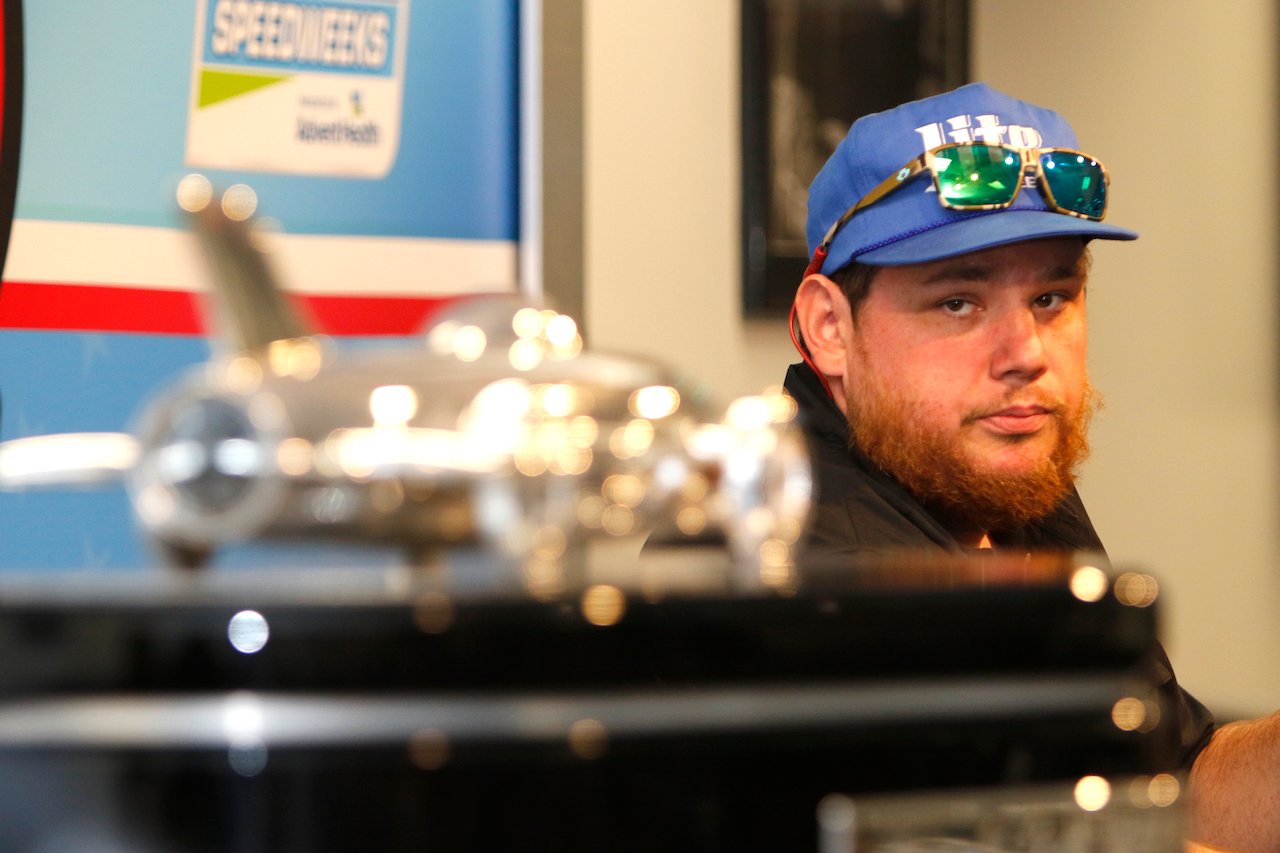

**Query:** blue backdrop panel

left=0, top=0, right=520, bottom=570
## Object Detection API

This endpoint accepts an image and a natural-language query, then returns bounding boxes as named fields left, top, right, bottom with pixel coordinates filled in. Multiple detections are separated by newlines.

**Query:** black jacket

left=785, top=361, right=1215, bottom=768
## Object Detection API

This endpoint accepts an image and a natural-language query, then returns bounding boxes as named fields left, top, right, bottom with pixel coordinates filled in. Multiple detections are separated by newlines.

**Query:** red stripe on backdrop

left=0, top=282, right=202, bottom=333
left=301, top=292, right=462, bottom=336
left=0, top=282, right=467, bottom=336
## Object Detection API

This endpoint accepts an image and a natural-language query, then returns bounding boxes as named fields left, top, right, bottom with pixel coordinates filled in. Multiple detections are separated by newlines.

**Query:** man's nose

left=989, top=307, right=1047, bottom=383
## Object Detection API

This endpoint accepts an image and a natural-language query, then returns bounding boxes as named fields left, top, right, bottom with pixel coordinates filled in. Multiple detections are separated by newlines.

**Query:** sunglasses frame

left=805, top=142, right=1111, bottom=277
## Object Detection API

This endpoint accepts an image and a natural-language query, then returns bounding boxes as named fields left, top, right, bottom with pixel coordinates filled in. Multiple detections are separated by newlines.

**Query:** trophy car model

left=0, top=177, right=811, bottom=583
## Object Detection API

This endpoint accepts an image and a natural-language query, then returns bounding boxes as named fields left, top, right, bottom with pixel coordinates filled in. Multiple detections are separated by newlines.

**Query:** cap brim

left=854, top=210, right=1138, bottom=266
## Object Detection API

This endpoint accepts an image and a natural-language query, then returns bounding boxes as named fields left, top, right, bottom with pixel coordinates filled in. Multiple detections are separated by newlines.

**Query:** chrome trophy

left=0, top=177, right=811, bottom=587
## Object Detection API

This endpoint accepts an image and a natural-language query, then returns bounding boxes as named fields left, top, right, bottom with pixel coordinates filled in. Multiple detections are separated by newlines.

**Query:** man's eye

left=1034, top=293, right=1067, bottom=309
left=940, top=298, right=974, bottom=315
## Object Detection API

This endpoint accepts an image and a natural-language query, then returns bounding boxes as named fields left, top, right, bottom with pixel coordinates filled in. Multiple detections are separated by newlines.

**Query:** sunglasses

left=804, top=142, right=1111, bottom=276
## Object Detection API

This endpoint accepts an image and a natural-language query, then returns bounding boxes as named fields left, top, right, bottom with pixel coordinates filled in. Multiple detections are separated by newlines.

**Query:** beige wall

left=583, top=0, right=795, bottom=401
left=584, top=0, right=1280, bottom=716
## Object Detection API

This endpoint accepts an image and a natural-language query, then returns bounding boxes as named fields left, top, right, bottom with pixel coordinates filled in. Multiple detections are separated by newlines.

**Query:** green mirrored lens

left=1039, top=151, right=1106, bottom=219
left=931, top=144, right=1022, bottom=207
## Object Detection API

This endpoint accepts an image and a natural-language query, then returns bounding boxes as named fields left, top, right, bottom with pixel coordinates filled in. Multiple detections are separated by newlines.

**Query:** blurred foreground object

left=818, top=775, right=1185, bottom=853
left=0, top=552, right=1178, bottom=850
left=0, top=176, right=810, bottom=577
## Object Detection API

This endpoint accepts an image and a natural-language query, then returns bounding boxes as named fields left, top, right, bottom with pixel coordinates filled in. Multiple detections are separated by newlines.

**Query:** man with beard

left=788, top=83, right=1278, bottom=850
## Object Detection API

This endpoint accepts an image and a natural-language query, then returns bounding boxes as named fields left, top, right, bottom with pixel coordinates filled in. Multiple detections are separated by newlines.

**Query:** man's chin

left=964, top=435, right=1059, bottom=478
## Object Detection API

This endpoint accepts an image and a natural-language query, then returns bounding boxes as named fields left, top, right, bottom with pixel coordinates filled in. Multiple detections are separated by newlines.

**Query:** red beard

left=847, top=380, right=1097, bottom=535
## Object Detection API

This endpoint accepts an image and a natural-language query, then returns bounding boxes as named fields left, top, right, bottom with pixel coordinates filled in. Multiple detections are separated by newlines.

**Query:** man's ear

left=793, top=274, right=852, bottom=383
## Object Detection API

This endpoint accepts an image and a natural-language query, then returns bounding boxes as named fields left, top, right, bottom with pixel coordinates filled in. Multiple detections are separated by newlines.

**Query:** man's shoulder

left=791, top=397, right=960, bottom=557
left=997, top=487, right=1105, bottom=554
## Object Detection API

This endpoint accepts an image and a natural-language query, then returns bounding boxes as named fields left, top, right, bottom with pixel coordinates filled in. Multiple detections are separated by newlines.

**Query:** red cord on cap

left=789, top=249, right=835, bottom=400
left=803, top=245, right=828, bottom=278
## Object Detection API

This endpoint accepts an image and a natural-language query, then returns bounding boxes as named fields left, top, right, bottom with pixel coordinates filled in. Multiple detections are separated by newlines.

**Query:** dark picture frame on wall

left=741, top=0, right=969, bottom=315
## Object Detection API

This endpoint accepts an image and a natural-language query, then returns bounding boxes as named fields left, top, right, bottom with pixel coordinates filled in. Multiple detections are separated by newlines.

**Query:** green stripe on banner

left=198, top=68, right=289, bottom=108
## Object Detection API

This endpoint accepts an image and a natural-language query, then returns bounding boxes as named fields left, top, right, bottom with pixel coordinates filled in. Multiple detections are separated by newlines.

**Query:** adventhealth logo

left=205, top=0, right=397, bottom=75
left=914, top=114, right=1044, bottom=151
left=296, top=117, right=380, bottom=145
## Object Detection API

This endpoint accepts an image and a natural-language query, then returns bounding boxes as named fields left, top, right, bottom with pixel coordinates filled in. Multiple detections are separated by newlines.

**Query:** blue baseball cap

left=806, top=82, right=1138, bottom=273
